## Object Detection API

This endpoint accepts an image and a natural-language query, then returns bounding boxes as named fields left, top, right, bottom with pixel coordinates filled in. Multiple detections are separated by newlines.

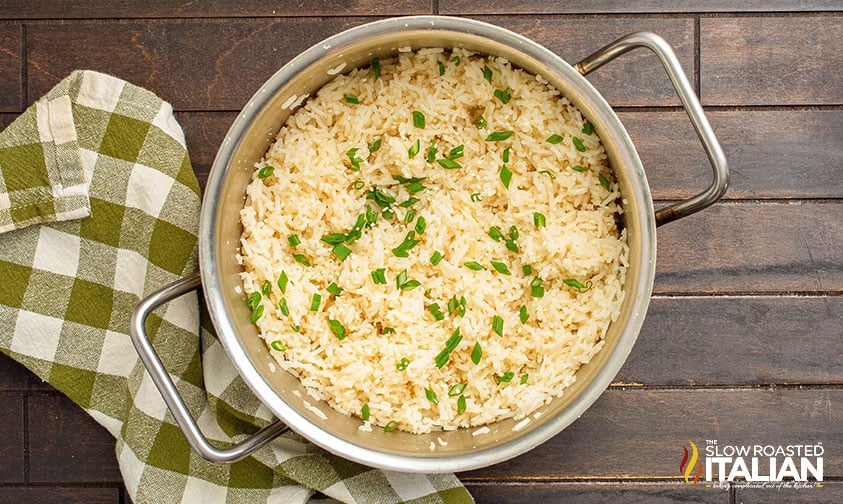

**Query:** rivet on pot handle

left=130, top=272, right=289, bottom=463
left=575, top=32, right=729, bottom=226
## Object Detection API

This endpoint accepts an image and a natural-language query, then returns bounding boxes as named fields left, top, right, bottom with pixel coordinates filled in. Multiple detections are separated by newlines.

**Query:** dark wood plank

left=176, top=111, right=237, bottom=189
left=28, top=395, right=121, bottom=483
left=0, top=354, right=37, bottom=391
left=26, top=17, right=379, bottom=111
left=654, top=202, right=842, bottom=294
left=617, top=296, right=843, bottom=386
left=619, top=110, right=843, bottom=200
left=0, top=396, right=24, bottom=483
left=475, top=16, right=694, bottom=107
left=737, top=480, right=843, bottom=503
left=442, top=1, right=842, bottom=14
left=0, top=0, right=431, bottom=18
left=461, top=388, right=842, bottom=479
left=701, top=17, right=843, bottom=106
left=0, top=112, right=15, bottom=129
left=0, top=487, right=120, bottom=504
left=467, top=481, right=727, bottom=503
left=0, top=23, right=21, bottom=112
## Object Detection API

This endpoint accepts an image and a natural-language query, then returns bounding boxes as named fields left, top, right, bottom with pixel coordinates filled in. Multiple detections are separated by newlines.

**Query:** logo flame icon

left=679, top=440, right=703, bottom=485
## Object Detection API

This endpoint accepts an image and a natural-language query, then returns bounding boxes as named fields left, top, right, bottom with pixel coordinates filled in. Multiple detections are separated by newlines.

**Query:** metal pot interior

left=200, top=16, right=656, bottom=473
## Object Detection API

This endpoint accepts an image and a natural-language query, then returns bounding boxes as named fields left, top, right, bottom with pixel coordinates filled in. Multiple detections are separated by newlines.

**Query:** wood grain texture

left=26, top=18, right=379, bottom=111
left=654, top=202, right=842, bottom=294
left=0, top=487, right=120, bottom=503
left=27, top=395, right=121, bottom=483
left=0, top=396, right=24, bottom=482
left=0, top=354, right=37, bottom=391
left=701, top=17, right=843, bottom=106
left=617, top=296, right=843, bottom=386
left=460, top=388, right=842, bottom=480
left=737, top=480, right=843, bottom=503
left=0, top=24, right=21, bottom=112
left=619, top=110, right=843, bottom=200
left=0, top=0, right=432, bottom=19
left=176, top=111, right=237, bottom=188
left=442, top=1, right=843, bottom=14
left=473, top=16, right=694, bottom=107
left=467, top=481, right=727, bottom=503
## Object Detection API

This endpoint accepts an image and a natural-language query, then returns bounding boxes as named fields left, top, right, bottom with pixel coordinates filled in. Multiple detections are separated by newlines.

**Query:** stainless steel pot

left=130, top=16, right=727, bottom=473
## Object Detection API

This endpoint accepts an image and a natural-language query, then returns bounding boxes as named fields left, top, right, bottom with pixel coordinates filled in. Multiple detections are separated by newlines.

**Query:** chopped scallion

left=391, top=233, right=420, bottom=257
left=347, top=147, right=363, bottom=171
left=475, top=114, right=487, bottom=129
left=327, top=282, right=343, bottom=296
left=438, top=60, right=445, bottom=76
left=563, top=278, right=594, bottom=293
left=310, top=293, right=321, bottom=311
left=399, top=197, right=420, bottom=208
left=520, top=373, right=529, bottom=384
left=457, top=394, right=467, bottom=415
left=426, top=141, right=437, bottom=163
left=490, top=261, right=511, bottom=275
left=572, top=165, right=588, bottom=172
left=471, top=342, right=482, bottom=365
left=382, top=327, right=395, bottom=334
left=452, top=55, right=461, bottom=66
left=414, top=216, right=426, bottom=235
left=599, top=172, right=611, bottom=191
left=448, top=144, right=465, bottom=160
left=488, top=226, right=504, bottom=242
left=404, top=209, right=416, bottom=224
left=371, top=268, right=387, bottom=285
left=287, top=234, right=301, bottom=247
left=572, top=136, right=587, bottom=152
left=492, top=315, right=504, bottom=337
left=429, top=303, right=445, bottom=321
left=279, top=298, right=289, bottom=317
left=494, top=87, right=512, bottom=104
left=546, top=134, right=564, bottom=144
left=499, top=165, right=512, bottom=189
left=425, top=388, right=439, bottom=405
left=502, top=147, right=511, bottom=163
left=270, top=340, right=287, bottom=352
left=250, top=304, right=264, bottom=324
left=539, top=169, right=556, bottom=179
left=448, top=383, right=467, bottom=397
left=412, top=110, right=425, bottom=129
left=470, top=192, right=482, bottom=202
left=372, top=57, right=380, bottom=81
left=464, top=261, right=484, bottom=271
left=408, top=139, right=420, bottom=158
left=430, top=250, right=443, bottom=265
left=293, top=254, right=311, bottom=267
left=384, top=420, right=398, bottom=432
left=521, top=264, right=532, bottom=276
left=247, top=291, right=261, bottom=310
left=321, top=233, right=346, bottom=245
left=261, top=279, right=272, bottom=297
left=582, top=122, right=594, bottom=135
left=437, top=158, right=462, bottom=169
left=485, top=130, right=514, bottom=142
left=362, top=403, right=370, bottom=421
left=343, top=93, right=359, bottom=104
left=352, top=180, right=365, bottom=190
left=434, top=327, right=462, bottom=368
left=494, top=371, right=515, bottom=384
left=278, top=271, right=290, bottom=294
left=530, top=276, right=545, bottom=298
left=332, top=243, right=352, bottom=261
left=396, top=358, right=410, bottom=371
left=483, top=65, right=493, bottom=83
left=534, top=212, right=546, bottom=228
left=257, top=166, right=274, bottom=179
left=519, top=305, right=529, bottom=324
left=368, top=137, right=382, bottom=153
left=328, top=319, right=346, bottom=340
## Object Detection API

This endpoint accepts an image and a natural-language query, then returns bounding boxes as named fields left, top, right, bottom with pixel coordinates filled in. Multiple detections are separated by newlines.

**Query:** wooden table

left=1, top=2, right=840, bottom=503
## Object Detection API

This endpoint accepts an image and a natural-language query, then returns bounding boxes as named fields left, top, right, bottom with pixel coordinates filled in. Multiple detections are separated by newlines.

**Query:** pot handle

left=129, top=272, right=289, bottom=463
left=575, top=32, right=729, bottom=226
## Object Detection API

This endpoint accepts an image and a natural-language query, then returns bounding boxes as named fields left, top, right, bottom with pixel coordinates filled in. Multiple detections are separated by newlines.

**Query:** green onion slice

left=371, top=268, right=387, bottom=285
left=572, top=165, right=588, bottom=173
left=434, top=327, right=462, bottom=368
left=279, top=298, right=289, bottom=317
left=250, top=304, right=264, bottom=324
left=521, top=264, right=532, bottom=276
left=437, top=158, right=462, bottom=170
left=327, top=282, right=343, bottom=296
left=408, top=139, right=420, bottom=158
left=494, top=87, right=512, bottom=104
left=261, top=280, right=272, bottom=297
left=430, top=250, right=443, bottom=266
left=448, top=144, right=465, bottom=160
left=399, top=197, right=420, bottom=208
left=483, top=65, right=493, bottom=83
left=362, top=403, right=370, bottom=421
left=414, top=216, right=427, bottom=235
left=328, top=319, right=346, bottom=340
left=287, top=234, right=301, bottom=247
left=396, top=358, right=410, bottom=371
left=519, top=305, right=529, bottom=324
left=464, top=261, right=484, bottom=271
left=343, top=93, right=359, bottom=104
left=485, top=130, right=513, bottom=142
left=270, top=340, right=287, bottom=352
left=257, top=166, right=274, bottom=179
left=492, top=315, right=504, bottom=337
left=372, top=57, right=381, bottom=81
left=448, top=383, right=467, bottom=397
left=346, top=147, right=362, bottom=171
left=457, top=394, right=467, bottom=415
left=384, top=420, right=398, bottom=432
left=475, top=114, right=487, bottom=129
left=438, top=60, right=445, bottom=76
left=502, top=147, right=511, bottom=163
left=412, top=110, right=425, bottom=129
left=546, top=134, right=564, bottom=144
left=572, top=136, right=587, bottom=152
left=471, top=342, right=482, bottom=365
left=534, top=212, right=546, bottom=228
left=368, top=138, right=382, bottom=153
left=470, top=192, right=482, bottom=202
left=426, top=142, right=437, bottom=163
left=490, top=261, right=511, bottom=275
left=520, top=373, right=529, bottom=384
left=499, top=165, right=512, bottom=189
left=425, top=388, right=439, bottom=405
left=429, top=303, right=445, bottom=321
left=582, top=122, right=594, bottom=135
left=310, top=293, right=321, bottom=311
left=488, top=226, right=504, bottom=241
left=293, top=254, right=311, bottom=267
left=332, top=243, right=351, bottom=261
left=539, top=169, right=556, bottom=179
left=599, top=172, right=611, bottom=191
left=247, top=291, right=261, bottom=310
left=495, top=371, right=515, bottom=384
left=563, top=278, right=594, bottom=293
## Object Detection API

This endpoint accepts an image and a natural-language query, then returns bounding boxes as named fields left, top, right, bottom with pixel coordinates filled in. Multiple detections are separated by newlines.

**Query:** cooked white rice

left=239, top=48, right=628, bottom=434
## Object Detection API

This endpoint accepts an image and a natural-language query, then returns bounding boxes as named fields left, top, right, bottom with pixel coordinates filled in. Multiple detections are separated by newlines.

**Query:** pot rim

left=199, top=15, right=656, bottom=472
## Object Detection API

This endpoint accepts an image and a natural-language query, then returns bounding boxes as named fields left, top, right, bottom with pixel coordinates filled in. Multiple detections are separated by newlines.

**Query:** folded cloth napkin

left=0, top=70, right=473, bottom=504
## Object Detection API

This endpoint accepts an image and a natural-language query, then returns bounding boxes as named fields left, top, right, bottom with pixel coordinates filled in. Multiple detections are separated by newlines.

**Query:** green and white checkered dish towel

left=0, top=70, right=473, bottom=504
